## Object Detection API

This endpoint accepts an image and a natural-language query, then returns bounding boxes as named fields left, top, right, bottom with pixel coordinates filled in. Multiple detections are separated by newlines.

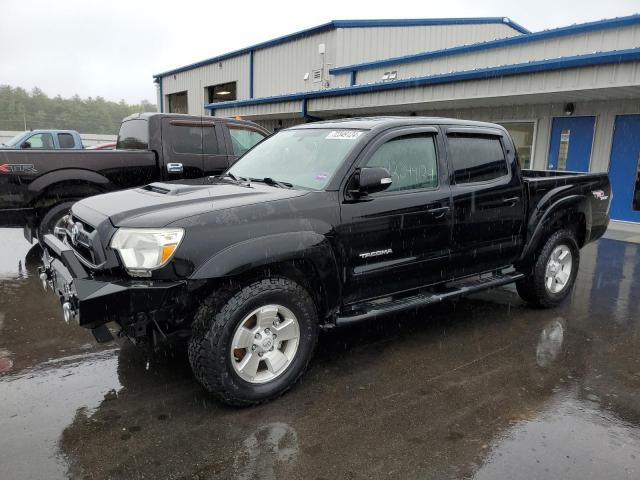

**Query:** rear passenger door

left=339, top=127, right=453, bottom=304
left=161, top=118, right=205, bottom=180
left=446, top=127, right=525, bottom=274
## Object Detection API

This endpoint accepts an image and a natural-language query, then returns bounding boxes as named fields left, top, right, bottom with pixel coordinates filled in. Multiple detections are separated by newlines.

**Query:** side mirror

left=20, top=141, right=31, bottom=149
left=353, top=167, right=392, bottom=195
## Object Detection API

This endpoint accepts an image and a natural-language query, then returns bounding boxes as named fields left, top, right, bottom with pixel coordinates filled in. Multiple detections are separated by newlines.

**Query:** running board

left=335, top=271, right=524, bottom=326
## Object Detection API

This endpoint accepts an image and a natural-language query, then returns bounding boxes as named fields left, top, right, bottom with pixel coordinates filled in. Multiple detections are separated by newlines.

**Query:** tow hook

left=62, top=301, right=77, bottom=324
left=37, top=267, right=51, bottom=291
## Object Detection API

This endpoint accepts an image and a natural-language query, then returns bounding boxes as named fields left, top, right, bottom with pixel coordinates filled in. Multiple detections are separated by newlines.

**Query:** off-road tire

left=37, top=200, right=78, bottom=241
left=516, top=229, right=580, bottom=308
left=188, top=278, right=318, bottom=406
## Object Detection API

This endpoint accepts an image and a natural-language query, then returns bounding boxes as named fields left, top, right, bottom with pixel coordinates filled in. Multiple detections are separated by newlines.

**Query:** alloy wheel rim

left=544, top=245, right=573, bottom=294
left=230, top=304, right=300, bottom=384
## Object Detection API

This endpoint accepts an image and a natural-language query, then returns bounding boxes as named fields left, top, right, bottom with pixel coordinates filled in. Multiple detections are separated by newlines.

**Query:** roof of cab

left=289, top=116, right=505, bottom=132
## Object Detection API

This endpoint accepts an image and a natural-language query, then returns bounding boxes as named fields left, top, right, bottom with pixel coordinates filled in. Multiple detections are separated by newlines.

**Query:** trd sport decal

left=0, top=164, right=38, bottom=174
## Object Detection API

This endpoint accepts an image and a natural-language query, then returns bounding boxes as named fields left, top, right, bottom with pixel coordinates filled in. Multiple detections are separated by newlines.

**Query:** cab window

left=448, top=134, right=508, bottom=184
left=365, top=133, right=438, bottom=192
left=229, top=126, right=266, bottom=156
left=24, top=133, right=54, bottom=149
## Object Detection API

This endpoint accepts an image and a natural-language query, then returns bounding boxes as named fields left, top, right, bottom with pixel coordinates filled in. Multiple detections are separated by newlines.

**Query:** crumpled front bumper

left=39, top=234, right=187, bottom=343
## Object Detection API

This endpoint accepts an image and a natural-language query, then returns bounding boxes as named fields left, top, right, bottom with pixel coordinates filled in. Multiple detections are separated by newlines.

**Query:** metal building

left=154, top=15, right=640, bottom=226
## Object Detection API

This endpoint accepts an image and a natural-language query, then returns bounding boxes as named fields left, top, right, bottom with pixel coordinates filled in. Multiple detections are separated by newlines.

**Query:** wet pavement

left=1, top=226, right=640, bottom=479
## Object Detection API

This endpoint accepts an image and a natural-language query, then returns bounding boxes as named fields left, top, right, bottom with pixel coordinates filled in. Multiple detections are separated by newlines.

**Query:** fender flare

left=192, top=231, right=341, bottom=313
left=519, top=194, right=591, bottom=263
left=28, top=169, right=113, bottom=195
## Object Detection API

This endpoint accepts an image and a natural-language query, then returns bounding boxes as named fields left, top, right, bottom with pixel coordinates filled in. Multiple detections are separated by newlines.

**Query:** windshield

left=228, top=128, right=365, bottom=190
left=2, top=132, right=28, bottom=147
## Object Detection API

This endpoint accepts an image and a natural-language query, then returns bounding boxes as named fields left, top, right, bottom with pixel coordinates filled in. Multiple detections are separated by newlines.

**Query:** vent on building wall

left=382, top=70, right=398, bottom=81
left=312, top=69, right=323, bottom=83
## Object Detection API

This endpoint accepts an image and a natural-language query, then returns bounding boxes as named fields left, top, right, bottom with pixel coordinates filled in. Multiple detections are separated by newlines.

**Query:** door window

left=365, top=133, right=438, bottom=192
left=448, top=135, right=508, bottom=184
left=634, top=156, right=640, bottom=211
left=24, top=133, right=54, bottom=149
left=57, top=133, right=75, bottom=149
left=171, top=125, right=203, bottom=154
left=557, top=129, right=571, bottom=171
left=229, top=127, right=266, bottom=156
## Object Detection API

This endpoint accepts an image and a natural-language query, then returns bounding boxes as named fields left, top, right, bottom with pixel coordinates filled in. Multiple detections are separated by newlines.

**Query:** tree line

left=0, top=85, right=157, bottom=135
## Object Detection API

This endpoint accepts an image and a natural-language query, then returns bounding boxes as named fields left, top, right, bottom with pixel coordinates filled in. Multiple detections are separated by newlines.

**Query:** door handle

left=167, top=163, right=184, bottom=174
left=426, top=206, right=450, bottom=219
left=502, top=197, right=520, bottom=205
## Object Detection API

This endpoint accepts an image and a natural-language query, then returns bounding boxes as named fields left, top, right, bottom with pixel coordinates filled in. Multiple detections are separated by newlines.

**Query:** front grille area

left=61, top=215, right=104, bottom=268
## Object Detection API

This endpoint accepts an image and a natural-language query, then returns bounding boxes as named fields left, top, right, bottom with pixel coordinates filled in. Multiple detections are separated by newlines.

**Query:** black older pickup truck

left=0, top=112, right=268, bottom=240
left=39, top=117, right=611, bottom=405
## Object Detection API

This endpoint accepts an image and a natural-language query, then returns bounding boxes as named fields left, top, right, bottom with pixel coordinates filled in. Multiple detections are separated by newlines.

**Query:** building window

left=498, top=121, right=535, bottom=169
left=207, top=81, right=236, bottom=103
left=167, top=91, right=188, bottom=114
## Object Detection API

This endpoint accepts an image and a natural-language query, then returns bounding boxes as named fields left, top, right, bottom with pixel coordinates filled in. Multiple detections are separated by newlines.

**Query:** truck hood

left=75, top=181, right=308, bottom=228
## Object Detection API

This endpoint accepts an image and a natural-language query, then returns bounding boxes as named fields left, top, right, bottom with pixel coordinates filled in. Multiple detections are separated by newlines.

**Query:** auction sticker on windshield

left=325, top=130, right=363, bottom=140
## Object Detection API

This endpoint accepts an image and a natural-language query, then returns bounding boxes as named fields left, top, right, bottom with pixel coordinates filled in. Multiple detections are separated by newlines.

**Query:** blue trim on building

left=206, top=48, right=640, bottom=112
left=156, top=78, right=163, bottom=112
left=153, top=17, right=528, bottom=79
left=249, top=50, right=254, bottom=99
left=330, top=14, right=640, bottom=76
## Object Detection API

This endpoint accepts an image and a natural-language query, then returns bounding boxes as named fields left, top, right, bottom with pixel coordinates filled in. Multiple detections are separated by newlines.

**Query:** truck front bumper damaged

left=39, top=234, right=187, bottom=343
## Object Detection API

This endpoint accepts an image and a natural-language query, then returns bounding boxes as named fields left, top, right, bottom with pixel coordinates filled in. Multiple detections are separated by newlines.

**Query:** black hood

left=75, top=181, right=308, bottom=228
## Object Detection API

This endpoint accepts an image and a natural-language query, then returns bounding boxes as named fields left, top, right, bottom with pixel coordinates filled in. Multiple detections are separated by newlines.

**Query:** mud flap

left=92, top=324, right=114, bottom=343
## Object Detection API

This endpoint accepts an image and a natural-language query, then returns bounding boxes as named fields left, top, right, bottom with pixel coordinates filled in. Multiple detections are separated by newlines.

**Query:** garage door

left=609, top=115, right=640, bottom=223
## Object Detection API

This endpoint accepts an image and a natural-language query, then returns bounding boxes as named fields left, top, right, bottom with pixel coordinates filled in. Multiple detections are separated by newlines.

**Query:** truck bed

left=521, top=168, right=611, bottom=245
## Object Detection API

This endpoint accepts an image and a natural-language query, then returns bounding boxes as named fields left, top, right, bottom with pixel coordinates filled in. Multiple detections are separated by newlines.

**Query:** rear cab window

left=447, top=134, right=509, bottom=184
left=57, top=133, right=76, bottom=149
left=117, top=119, right=149, bottom=150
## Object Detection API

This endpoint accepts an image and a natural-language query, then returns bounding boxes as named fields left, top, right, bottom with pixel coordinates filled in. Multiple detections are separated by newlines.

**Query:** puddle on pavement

left=1, top=227, right=640, bottom=479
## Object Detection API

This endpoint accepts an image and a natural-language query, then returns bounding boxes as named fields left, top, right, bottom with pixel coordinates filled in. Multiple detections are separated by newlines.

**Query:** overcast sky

left=1, top=0, right=638, bottom=104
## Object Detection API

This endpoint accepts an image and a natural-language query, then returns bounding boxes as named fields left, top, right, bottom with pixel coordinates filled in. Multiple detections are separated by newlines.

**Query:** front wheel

left=37, top=200, right=78, bottom=241
left=188, top=278, right=318, bottom=406
left=516, top=229, right=580, bottom=308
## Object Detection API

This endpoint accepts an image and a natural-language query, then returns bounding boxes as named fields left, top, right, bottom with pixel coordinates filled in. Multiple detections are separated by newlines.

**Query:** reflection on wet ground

left=1, top=227, right=640, bottom=479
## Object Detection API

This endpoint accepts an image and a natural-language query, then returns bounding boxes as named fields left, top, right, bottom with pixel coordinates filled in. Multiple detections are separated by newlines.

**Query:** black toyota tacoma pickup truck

left=39, top=117, right=611, bottom=405
left=0, top=112, right=268, bottom=240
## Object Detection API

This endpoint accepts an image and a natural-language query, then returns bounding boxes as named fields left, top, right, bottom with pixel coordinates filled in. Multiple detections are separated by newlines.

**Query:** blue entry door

left=547, top=116, right=595, bottom=172
left=609, top=115, right=640, bottom=222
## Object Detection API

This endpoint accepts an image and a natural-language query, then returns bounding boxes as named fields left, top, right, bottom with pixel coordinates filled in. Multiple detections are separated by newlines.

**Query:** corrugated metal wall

left=160, top=22, right=521, bottom=114
left=253, top=30, right=338, bottom=97
left=353, top=24, right=640, bottom=85
left=335, top=23, right=519, bottom=67
left=161, top=53, right=250, bottom=115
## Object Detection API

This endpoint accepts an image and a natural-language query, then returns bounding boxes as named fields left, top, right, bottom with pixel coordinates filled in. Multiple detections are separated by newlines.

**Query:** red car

left=86, top=142, right=116, bottom=150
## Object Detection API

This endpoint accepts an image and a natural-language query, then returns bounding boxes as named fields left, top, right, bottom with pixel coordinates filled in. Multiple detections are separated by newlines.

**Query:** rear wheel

left=516, top=229, right=579, bottom=308
left=188, top=277, right=318, bottom=406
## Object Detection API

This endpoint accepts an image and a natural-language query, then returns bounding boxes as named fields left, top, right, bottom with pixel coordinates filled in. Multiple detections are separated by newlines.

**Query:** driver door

left=337, top=127, right=453, bottom=305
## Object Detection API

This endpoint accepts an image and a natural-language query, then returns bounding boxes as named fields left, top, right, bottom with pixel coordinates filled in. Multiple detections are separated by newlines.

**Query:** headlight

left=110, top=228, right=184, bottom=276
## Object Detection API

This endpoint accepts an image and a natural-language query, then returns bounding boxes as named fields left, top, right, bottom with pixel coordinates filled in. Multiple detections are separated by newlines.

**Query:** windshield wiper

left=252, top=177, right=293, bottom=188
left=210, top=172, right=251, bottom=186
